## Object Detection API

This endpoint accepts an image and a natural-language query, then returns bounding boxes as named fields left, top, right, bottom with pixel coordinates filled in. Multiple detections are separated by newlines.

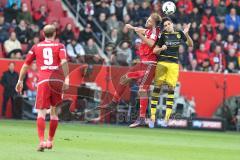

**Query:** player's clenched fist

left=15, top=81, right=23, bottom=94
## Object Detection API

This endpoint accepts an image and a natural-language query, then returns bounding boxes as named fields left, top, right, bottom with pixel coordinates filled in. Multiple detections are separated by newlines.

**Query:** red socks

left=48, top=116, right=59, bottom=141
left=37, top=117, right=45, bottom=142
left=140, top=98, right=148, bottom=118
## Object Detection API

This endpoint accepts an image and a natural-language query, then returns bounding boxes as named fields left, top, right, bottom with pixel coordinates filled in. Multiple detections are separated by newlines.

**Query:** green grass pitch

left=0, top=120, right=239, bottom=160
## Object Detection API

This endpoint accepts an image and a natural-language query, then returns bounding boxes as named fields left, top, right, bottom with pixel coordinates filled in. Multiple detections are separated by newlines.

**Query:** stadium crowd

left=0, top=0, right=239, bottom=74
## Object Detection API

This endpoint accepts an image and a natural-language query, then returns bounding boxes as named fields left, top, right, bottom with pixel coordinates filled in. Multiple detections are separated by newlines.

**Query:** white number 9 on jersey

left=43, top=48, right=53, bottom=65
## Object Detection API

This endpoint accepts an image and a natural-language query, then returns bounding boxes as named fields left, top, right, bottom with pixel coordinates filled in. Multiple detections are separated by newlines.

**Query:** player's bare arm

left=125, top=24, right=146, bottom=34
left=135, top=29, right=155, bottom=48
left=61, top=59, right=69, bottom=90
left=183, top=23, right=194, bottom=47
left=15, top=63, right=30, bottom=94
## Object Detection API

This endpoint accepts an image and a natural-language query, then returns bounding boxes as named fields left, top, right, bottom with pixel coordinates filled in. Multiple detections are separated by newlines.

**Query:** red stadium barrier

left=0, top=59, right=240, bottom=118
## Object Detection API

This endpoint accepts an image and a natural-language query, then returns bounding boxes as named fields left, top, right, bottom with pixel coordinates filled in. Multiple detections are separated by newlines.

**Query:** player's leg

left=35, top=81, right=51, bottom=151
left=36, top=109, right=47, bottom=152
left=150, top=62, right=167, bottom=123
left=46, top=106, right=59, bottom=149
left=163, top=63, right=179, bottom=124
left=129, top=63, right=155, bottom=128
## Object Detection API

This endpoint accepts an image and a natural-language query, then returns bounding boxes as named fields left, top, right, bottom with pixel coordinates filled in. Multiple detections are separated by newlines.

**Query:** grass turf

left=0, top=120, right=239, bottom=160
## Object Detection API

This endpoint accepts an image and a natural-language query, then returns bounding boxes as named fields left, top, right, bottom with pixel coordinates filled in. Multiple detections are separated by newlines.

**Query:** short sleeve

left=25, top=45, right=36, bottom=65
left=59, top=43, right=67, bottom=60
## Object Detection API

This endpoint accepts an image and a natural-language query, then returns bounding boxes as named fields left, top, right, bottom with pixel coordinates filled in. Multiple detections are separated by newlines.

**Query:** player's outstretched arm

left=125, top=24, right=146, bottom=34
left=15, top=64, right=30, bottom=94
left=183, top=23, right=194, bottom=47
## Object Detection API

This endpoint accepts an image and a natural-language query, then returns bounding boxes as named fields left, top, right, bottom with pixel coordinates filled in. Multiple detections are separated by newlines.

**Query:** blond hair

left=43, top=24, right=56, bottom=38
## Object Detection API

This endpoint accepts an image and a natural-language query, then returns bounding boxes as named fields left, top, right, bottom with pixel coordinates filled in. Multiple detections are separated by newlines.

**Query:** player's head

left=43, top=24, right=56, bottom=39
left=162, top=17, right=174, bottom=33
left=145, top=13, right=161, bottom=28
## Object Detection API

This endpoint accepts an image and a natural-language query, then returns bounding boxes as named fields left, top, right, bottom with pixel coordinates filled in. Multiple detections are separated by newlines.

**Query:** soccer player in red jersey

left=105, top=13, right=161, bottom=128
left=15, top=25, right=69, bottom=151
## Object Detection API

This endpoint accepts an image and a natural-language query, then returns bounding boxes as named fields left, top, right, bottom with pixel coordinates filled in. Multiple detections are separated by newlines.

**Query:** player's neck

left=45, top=38, right=55, bottom=42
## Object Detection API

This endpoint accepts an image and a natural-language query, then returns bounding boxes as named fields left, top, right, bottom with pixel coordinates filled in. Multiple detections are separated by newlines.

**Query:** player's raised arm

left=183, top=23, right=194, bottom=47
left=125, top=24, right=147, bottom=34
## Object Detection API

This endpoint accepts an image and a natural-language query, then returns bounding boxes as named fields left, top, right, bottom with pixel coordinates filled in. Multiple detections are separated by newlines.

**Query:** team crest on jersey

left=177, top=33, right=181, bottom=39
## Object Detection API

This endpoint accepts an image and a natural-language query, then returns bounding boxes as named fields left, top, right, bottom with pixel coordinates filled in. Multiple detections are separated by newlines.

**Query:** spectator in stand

left=179, top=45, right=190, bottom=70
left=116, top=41, right=132, bottom=66
left=0, top=16, right=10, bottom=43
left=225, top=8, right=240, bottom=32
left=84, top=38, right=103, bottom=64
left=0, top=62, right=18, bottom=118
left=200, top=23, right=217, bottom=41
left=60, top=23, right=75, bottom=45
left=26, top=62, right=38, bottom=102
left=15, top=20, right=31, bottom=44
left=4, top=31, right=22, bottom=59
left=224, top=34, right=238, bottom=52
left=225, top=62, right=238, bottom=73
left=17, top=2, right=32, bottom=25
left=201, top=6, right=217, bottom=27
left=96, top=13, right=108, bottom=36
left=66, top=38, right=85, bottom=63
left=111, top=0, right=124, bottom=21
left=52, top=20, right=61, bottom=39
left=177, top=0, right=194, bottom=15
left=4, top=3, right=18, bottom=24
left=108, top=28, right=119, bottom=45
left=123, top=2, right=138, bottom=23
left=106, top=14, right=119, bottom=32
left=216, top=22, right=228, bottom=39
left=104, top=42, right=117, bottom=65
left=216, top=0, right=227, bottom=22
left=6, top=0, right=21, bottom=9
left=176, top=5, right=189, bottom=24
left=226, top=48, right=239, bottom=70
left=210, top=45, right=225, bottom=72
left=82, top=0, right=94, bottom=18
left=139, top=1, right=151, bottom=23
left=117, top=25, right=132, bottom=45
left=210, top=33, right=224, bottom=51
left=199, top=58, right=212, bottom=72
left=196, top=43, right=209, bottom=64
left=188, top=59, right=199, bottom=71
left=26, top=36, right=40, bottom=56
left=95, top=0, right=110, bottom=18
left=78, top=23, right=94, bottom=44
left=33, top=5, right=48, bottom=29
left=189, top=7, right=201, bottom=25
left=227, top=0, right=240, bottom=15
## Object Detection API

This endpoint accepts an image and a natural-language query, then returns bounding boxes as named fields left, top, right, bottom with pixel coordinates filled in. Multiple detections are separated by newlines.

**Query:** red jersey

left=137, top=27, right=160, bottom=62
left=25, top=40, right=67, bottom=81
left=26, top=69, right=38, bottom=91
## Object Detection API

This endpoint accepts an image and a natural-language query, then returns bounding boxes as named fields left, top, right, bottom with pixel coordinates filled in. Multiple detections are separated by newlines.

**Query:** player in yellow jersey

left=149, top=17, right=193, bottom=128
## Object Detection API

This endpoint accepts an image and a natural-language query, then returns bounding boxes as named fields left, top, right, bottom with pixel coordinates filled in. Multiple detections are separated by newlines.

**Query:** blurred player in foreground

left=149, top=17, right=193, bottom=128
left=103, top=13, right=161, bottom=128
left=15, top=25, right=69, bottom=151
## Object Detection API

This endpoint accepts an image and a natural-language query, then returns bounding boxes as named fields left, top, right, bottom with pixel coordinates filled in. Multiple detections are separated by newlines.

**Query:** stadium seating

left=47, top=0, right=65, bottom=17
left=32, top=0, right=47, bottom=11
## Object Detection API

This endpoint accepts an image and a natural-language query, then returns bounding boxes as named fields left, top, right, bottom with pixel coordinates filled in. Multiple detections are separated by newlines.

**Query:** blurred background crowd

left=0, top=0, right=240, bottom=73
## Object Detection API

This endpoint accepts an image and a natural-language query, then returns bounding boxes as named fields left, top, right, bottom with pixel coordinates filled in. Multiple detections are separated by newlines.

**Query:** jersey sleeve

left=156, top=33, right=165, bottom=47
left=59, top=44, right=67, bottom=60
left=180, top=31, right=187, bottom=42
left=25, top=45, right=36, bottom=65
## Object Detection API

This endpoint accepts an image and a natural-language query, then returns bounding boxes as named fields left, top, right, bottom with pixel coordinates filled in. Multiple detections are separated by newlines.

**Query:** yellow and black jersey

left=156, top=30, right=187, bottom=63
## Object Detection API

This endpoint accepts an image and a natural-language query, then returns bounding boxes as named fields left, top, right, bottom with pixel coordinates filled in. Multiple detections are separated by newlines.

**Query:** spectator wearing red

left=223, top=34, right=238, bottom=52
left=33, top=5, right=48, bottom=29
left=196, top=43, right=210, bottom=64
left=200, top=23, right=217, bottom=40
left=26, top=62, right=38, bottom=101
left=201, top=6, right=217, bottom=27
left=177, top=0, right=193, bottom=15
left=209, top=45, right=226, bottom=72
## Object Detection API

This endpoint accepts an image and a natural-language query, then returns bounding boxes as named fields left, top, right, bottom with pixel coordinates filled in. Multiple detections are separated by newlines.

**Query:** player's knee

left=37, top=109, right=47, bottom=118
